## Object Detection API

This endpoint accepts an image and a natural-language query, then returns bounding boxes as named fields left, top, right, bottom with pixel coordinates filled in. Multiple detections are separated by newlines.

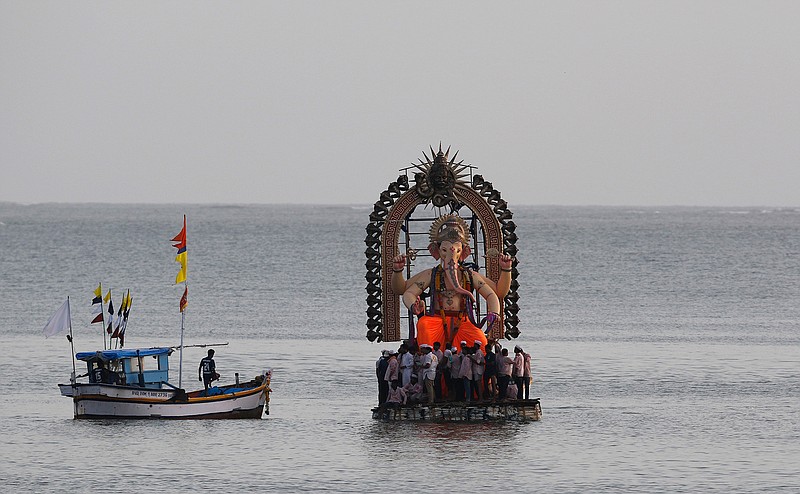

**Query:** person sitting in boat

left=506, top=380, right=518, bottom=401
left=386, top=381, right=407, bottom=409
left=402, top=374, right=424, bottom=403
left=88, top=360, right=120, bottom=385
left=391, top=214, right=513, bottom=351
left=91, top=363, right=107, bottom=384
left=198, top=349, right=219, bottom=391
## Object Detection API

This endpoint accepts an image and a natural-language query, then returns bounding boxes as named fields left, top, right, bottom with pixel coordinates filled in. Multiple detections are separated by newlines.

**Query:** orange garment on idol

left=415, top=314, right=487, bottom=351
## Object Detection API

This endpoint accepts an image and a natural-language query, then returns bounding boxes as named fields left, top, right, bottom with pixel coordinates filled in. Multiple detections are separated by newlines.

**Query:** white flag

left=43, top=299, right=71, bottom=338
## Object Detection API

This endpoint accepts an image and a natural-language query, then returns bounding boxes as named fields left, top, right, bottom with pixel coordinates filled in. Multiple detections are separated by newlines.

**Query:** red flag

left=172, top=215, right=187, bottom=251
left=91, top=313, right=103, bottom=324
left=179, top=286, right=188, bottom=313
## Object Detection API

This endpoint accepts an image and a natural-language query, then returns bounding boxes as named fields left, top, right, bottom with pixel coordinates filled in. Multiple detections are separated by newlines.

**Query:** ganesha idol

left=391, top=214, right=512, bottom=352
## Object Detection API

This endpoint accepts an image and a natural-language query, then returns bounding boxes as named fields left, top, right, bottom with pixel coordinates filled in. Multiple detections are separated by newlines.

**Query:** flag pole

left=100, top=283, right=107, bottom=351
left=178, top=283, right=186, bottom=389
left=67, top=296, right=76, bottom=379
left=172, top=214, right=188, bottom=389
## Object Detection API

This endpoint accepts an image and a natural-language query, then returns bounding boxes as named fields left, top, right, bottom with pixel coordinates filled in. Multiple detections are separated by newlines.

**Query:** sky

left=1, top=1, right=799, bottom=206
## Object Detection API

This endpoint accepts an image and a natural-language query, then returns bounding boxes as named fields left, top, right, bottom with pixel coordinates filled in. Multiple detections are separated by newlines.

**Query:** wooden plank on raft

left=371, top=399, right=542, bottom=423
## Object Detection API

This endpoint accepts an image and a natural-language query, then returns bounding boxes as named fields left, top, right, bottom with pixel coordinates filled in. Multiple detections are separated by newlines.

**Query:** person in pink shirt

left=386, top=381, right=407, bottom=408
left=384, top=351, right=399, bottom=386
left=523, top=350, right=532, bottom=399
left=513, top=345, right=525, bottom=399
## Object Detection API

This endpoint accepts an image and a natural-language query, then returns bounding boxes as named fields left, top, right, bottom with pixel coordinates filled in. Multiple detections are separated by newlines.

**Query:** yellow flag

left=93, top=284, right=102, bottom=298
left=175, top=251, right=187, bottom=270
left=175, top=251, right=187, bottom=284
left=103, top=289, right=111, bottom=303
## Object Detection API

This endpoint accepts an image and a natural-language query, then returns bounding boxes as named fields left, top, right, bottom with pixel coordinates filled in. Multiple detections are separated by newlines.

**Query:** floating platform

left=372, top=398, right=542, bottom=423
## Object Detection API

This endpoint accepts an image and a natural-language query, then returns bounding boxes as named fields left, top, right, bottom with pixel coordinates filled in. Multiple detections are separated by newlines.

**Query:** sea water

left=0, top=204, right=797, bottom=492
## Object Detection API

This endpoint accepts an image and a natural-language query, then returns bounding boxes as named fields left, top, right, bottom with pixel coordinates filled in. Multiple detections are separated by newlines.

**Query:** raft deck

left=372, top=398, right=542, bottom=422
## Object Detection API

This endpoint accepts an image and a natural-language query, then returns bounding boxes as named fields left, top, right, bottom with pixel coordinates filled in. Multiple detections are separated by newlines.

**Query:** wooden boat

left=52, top=217, right=272, bottom=419
left=59, top=347, right=271, bottom=419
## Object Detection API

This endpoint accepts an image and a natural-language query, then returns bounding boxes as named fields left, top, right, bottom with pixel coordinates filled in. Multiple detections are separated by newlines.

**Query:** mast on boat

left=172, top=215, right=189, bottom=389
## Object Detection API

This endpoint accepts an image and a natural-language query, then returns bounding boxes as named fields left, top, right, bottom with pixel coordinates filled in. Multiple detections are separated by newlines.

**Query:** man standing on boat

left=497, top=348, right=514, bottom=401
left=376, top=350, right=390, bottom=404
left=398, top=343, right=414, bottom=386
left=513, top=345, right=525, bottom=400
left=420, top=344, right=438, bottom=404
left=199, top=349, right=218, bottom=391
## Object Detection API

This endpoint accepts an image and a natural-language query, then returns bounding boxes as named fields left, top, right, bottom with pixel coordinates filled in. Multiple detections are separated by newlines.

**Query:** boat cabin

left=75, top=347, right=172, bottom=389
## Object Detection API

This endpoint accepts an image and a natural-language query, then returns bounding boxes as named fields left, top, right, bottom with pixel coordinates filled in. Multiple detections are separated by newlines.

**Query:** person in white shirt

left=398, top=344, right=414, bottom=386
left=459, top=343, right=474, bottom=402
left=496, top=348, right=514, bottom=400
left=420, top=344, right=438, bottom=403
left=470, top=340, right=485, bottom=401
left=450, top=346, right=463, bottom=400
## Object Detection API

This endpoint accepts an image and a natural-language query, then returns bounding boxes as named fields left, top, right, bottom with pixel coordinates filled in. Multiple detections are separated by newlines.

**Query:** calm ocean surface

left=0, top=203, right=798, bottom=493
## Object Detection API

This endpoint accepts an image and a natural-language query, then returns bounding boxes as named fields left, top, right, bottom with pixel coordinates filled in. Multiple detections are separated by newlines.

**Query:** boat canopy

left=75, top=347, right=172, bottom=362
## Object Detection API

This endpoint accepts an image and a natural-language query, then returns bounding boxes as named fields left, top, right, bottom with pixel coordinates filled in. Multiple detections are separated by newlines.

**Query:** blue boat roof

left=75, top=347, right=172, bottom=361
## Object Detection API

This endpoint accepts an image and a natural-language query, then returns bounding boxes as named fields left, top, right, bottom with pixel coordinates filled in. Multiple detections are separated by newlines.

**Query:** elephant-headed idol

left=391, top=214, right=513, bottom=351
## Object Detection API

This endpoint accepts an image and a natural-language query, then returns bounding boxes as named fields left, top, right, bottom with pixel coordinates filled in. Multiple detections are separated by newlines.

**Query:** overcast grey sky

left=2, top=1, right=798, bottom=206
